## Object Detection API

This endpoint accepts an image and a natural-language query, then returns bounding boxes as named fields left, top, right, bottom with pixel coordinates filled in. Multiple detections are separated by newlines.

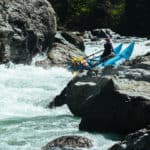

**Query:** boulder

left=91, top=29, right=120, bottom=39
left=109, top=128, right=150, bottom=150
left=47, top=42, right=86, bottom=67
left=49, top=53, right=150, bottom=134
left=41, top=135, right=93, bottom=150
left=35, top=31, right=86, bottom=68
left=0, top=0, right=56, bottom=64
left=92, top=29, right=109, bottom=38
left=61, top=31, right=85, bottom=51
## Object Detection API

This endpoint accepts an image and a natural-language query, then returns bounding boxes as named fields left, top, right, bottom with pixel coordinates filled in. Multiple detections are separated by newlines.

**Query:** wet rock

left=109, top=128, right=150, bottom=150
left=54, top=31, right=84, bottom=51
left=35, top=31, right=86, bottom=68
left=0, top=0, right=56, bottom=64
left=91, top=29, right=120, bottom=40
left=83, top=31, right=94, bottom=39
left=50, top=53, right=150, bottom=134
left=92, top=29, right=109, bottom=38
left=41, top=135, right=93, bottom=150
left=124, top=52, right=150, bottom=70
left=35, top=58, right=52, bottom=69
left=47, top=42, right=86, bottom=67
left=61, top=31, right=85, bottom=51
left=145, top=42, right=150, bottom=46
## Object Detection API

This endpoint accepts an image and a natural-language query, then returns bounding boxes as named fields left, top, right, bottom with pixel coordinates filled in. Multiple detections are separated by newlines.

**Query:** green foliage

left=111, top=4, right=125, bottom=16
left=70, top=0, right=96, bottom=16
left=50, top=0, right=126, bottom=30
left=110, top=0, right=125, bottom=29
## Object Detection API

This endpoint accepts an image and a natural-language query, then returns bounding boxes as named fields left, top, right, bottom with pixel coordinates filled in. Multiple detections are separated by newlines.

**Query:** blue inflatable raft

left=69, top=42, right=134, bottom=73
left=98, top=42, right=135, bottom=67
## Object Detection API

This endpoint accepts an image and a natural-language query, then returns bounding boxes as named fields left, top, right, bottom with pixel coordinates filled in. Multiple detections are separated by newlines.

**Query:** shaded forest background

left=48, top=0, right=150, bottom=37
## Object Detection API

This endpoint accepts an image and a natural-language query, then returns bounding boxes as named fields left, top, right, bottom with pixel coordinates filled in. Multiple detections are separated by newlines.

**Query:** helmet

left=105, top=38, right=110, bottom=42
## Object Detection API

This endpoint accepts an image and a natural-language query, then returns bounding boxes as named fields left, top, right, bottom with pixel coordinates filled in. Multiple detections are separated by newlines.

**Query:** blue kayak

left=98, top=42, right=135, bottom=67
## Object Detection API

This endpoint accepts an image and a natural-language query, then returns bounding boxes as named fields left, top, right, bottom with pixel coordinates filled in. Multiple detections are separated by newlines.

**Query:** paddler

left=101, top=38, right=114, bottom=61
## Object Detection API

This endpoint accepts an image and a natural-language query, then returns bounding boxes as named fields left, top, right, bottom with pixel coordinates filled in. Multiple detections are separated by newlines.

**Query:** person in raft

left=101, top=38, right=114, bottom=62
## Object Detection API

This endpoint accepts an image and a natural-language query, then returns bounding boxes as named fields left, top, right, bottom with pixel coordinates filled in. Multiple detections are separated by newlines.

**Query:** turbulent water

left=0, top=37, right=150, bottom=150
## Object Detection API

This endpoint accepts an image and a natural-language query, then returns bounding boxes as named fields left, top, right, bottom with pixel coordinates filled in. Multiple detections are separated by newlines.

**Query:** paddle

left=68, top=49, right=103, bottom=65
left=68, top=49, right=103, bottom=73
left=84, top=49, right=103, bottom=59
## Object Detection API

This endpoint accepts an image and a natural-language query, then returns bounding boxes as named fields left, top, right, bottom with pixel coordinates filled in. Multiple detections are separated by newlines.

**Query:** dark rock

left=91, top=28, right=114, bottom=39
left=109, top=128, right=150, bottom=150
left=91, top=29, right=121, bottom=40
left=92, top=29, right=109, bottom=38
left=35, top=31, right=86, bottom=68
left=47, top=42, right=86, bottom=67
left=61, top=31, right=85, bottom=51
left=41, top=135, right=93, bottom=150
left=54, top=31, right=84, bottom=51
left=50, top=53, right=150, bottom=134
left=124, top=52, right=150, bottom=71
left=48, top=81, right=70, bottom=108
left=145, top=42, right=150, bottom=46
left=0, top=0, right=56, bottom=64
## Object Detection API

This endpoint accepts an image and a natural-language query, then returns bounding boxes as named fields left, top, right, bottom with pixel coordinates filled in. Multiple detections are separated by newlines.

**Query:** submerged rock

left=0, top=0, right=56, bottom=64
left=109, top=128, right=150, bottom=150
left=50, top=53, right=150, bottom=134
left=41, top=135, right=93, bottom=150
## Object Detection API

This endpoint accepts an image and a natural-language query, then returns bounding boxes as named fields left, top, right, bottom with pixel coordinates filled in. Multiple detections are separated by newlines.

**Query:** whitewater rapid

left=0, top=65, right=73, bottom=120
left=0, top=37, right=149, bottom=150
left=0, top=63, right=118, bottom=150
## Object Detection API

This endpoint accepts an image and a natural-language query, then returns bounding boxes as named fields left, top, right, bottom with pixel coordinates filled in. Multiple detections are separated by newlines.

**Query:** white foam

left=0, top=64, right=73, bottom=120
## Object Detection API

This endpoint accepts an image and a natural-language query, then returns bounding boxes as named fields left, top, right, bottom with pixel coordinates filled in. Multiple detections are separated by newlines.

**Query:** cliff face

left=0, top=0, right=57, bottom=64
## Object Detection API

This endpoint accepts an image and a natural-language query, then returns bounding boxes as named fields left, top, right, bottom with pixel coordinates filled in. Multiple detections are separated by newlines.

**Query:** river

left=0, top=37, right=150, bottom=150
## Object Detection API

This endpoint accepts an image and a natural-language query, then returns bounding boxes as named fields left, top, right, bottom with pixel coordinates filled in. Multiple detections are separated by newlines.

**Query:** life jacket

left=71, top=57, right=82, bottom=70
left=81, top=59, right=88, bottom=67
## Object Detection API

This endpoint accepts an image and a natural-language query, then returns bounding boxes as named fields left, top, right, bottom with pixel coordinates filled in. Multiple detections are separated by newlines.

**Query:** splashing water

left=0, top=63, right=118, bottom=150
left=0, top=64, right=73, bottom=119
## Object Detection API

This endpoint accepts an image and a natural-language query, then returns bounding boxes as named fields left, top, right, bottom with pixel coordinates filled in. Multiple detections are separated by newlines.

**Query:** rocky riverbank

left=0, top=0, right=57, bottom=64
left=49, top=52, right=150, bottom=149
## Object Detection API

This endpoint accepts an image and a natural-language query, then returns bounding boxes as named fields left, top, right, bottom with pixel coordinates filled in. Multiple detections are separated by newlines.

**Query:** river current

left=0, top=37, right=150, bottom=150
